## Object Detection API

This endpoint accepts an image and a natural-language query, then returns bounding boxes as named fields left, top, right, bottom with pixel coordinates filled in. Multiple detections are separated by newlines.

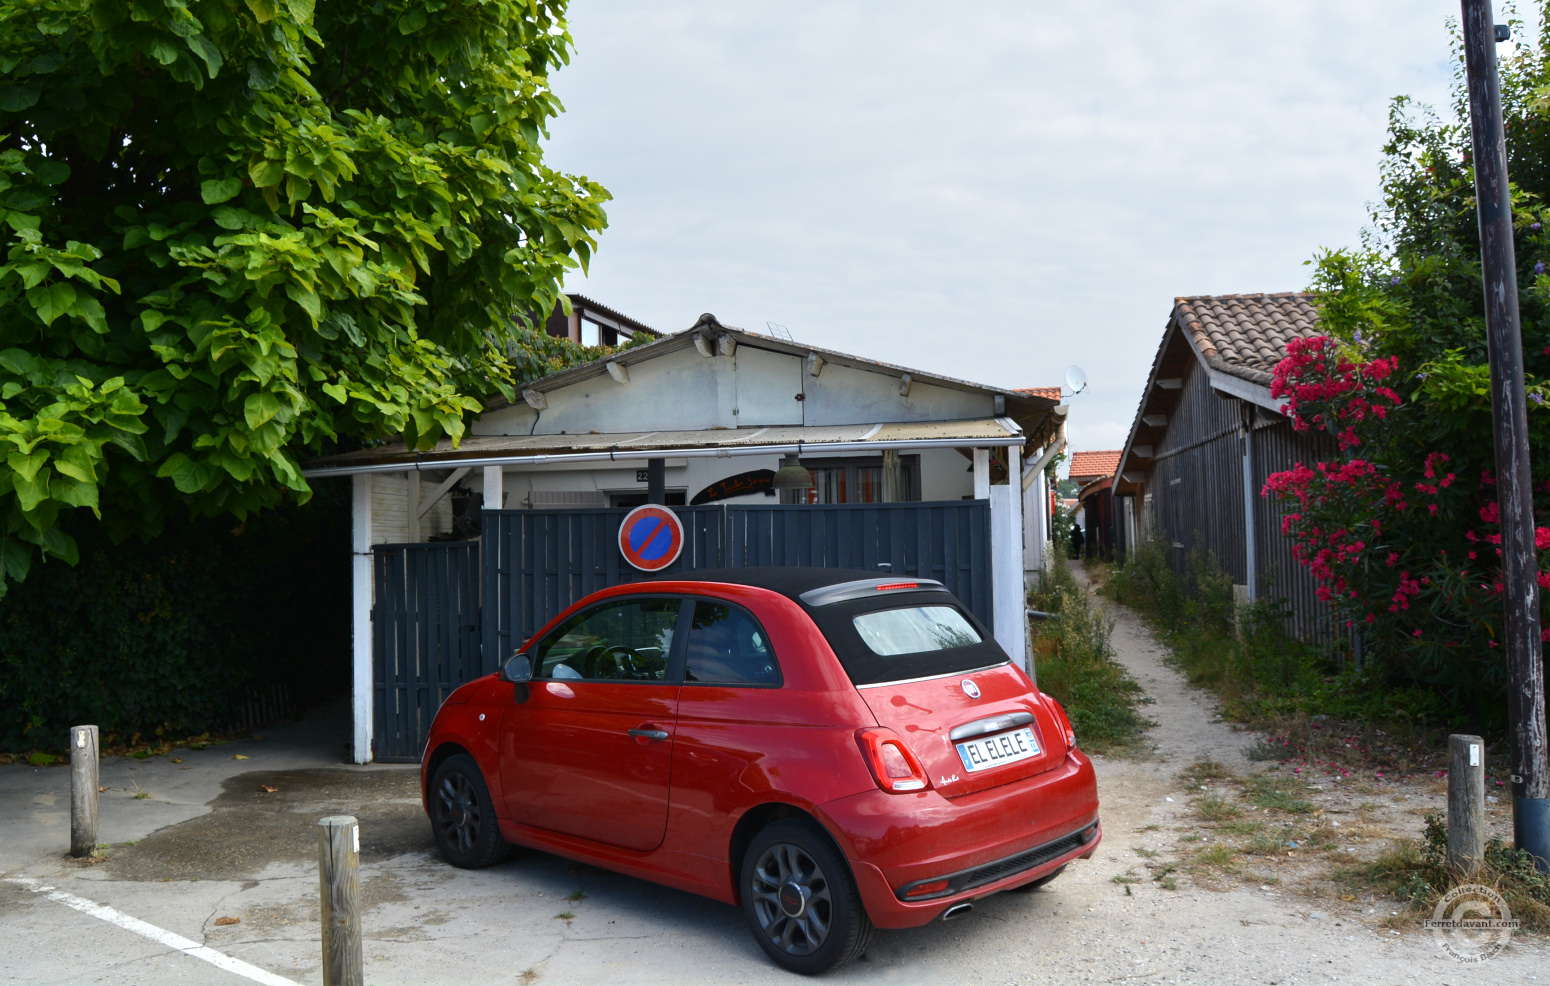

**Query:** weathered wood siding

left=1251, top=415, right=1338, bottom=643
left=1145, top=359, right=1248, bottom=581
left=1142, top=358, right=1336, bottom=643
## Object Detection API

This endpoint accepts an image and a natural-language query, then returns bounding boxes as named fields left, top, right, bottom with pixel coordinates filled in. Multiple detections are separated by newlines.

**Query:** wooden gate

left=371, top=542, right=482, bottom=762
left=372, top=500, right=992, bottom=761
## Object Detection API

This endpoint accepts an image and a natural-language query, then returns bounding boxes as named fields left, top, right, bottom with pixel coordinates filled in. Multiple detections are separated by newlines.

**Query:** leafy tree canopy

left=0, top=0, right=610, bottom=593
left=1266, top=5, right=1550, bottom=716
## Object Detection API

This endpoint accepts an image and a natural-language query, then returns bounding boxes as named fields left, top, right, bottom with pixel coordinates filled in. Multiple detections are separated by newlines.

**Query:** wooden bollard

left=318, top=815, right=363, bottom=986
left=69, top=725, right=99, bottom=858
left=1447, top=734, right=1486, bottom=873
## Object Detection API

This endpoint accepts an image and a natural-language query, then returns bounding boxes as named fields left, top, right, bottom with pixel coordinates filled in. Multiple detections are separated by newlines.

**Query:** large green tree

left=1261, top=5, right=1550, bottom=717
left=0, top=0, right=608, bottom=592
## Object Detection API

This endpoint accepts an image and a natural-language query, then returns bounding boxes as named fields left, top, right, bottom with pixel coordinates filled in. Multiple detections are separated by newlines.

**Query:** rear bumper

left=817, top=749, right=1100, bottom=929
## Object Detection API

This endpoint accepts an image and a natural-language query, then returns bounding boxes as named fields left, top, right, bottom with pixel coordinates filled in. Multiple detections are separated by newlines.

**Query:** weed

left=1134, top=847, right=1160, bottom=859
left=1028, top=556, right=1151, bottom=754
left=519, top=971, right=540, bottom=985
left=1112, top=869, right=1142, bottom=885
left=1181, top=757, right=1236, bottom=785
left=1220, top=820, right=1262, bottom=836
left=565, top=890, right=586, bottom=903
left=1195, top=843, right=1240, bottom=870
left=553, top=911, right=573, bottom=921
left=1195, top=796, right=1243, bottom=822
left=1243, top=775, right=1313, bottom=814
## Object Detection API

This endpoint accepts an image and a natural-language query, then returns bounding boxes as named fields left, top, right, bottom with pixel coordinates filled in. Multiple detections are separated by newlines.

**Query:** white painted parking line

left=5, top=878, right=302, bottom=986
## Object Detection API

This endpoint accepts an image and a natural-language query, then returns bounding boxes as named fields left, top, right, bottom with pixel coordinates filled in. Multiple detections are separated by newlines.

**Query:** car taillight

left=903, top=878, right=950, bottom=899
left=1042, top=694, right=1076, bottom=749
left=856, top=728, right=931, bottom=793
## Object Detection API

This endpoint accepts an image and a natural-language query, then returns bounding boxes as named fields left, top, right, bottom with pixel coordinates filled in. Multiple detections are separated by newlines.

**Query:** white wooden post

left=482, top=465, right=504, bottom=511
left=1024, top=462, right=1045, bottom=575
left=990, top=482, right=1027, bottom=670
left=407, top=470, right=420, bottom=543
left=350, top=473, right=373, bottom=765
left=972, top=448, right=990, bottom=499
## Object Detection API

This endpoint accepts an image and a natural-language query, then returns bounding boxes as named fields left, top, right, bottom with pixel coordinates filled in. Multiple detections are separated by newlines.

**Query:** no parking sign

left=618, top=504, right=684, bottom=572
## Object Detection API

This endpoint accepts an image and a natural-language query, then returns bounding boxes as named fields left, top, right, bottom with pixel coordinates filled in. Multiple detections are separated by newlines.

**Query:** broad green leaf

left=244, top=391, right=282, bottom=429
left=12, top=468, right=49, bottom=512
left=7, top=451, right=47, bottom=483
left=249, top=158, right=284, bottom=187
left=69, top=294, right=108, bottom=333
left=201, top=177, right=244, bottom=204
left=186, top=34, right=224, bottom=78
left=0, top=86, right=39, bottom=111
left=26, top=281, right=76, bottom=325
left=246, top=58, right=280, bottom=91
left=0, top=535, right=31, bottom=584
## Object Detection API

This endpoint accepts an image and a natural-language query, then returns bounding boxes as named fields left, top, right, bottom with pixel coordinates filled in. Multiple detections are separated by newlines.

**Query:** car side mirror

left=500, top=654, right=532, bottom=684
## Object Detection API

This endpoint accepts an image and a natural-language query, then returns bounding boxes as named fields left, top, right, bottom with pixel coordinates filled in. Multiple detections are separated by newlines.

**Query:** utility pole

left=1460, top=0, right=1550, bottom=870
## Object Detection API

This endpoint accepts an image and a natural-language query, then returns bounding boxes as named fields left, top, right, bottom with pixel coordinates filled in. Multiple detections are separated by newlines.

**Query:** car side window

left=684, top=600, right=781, bottom=686
left=533, top=598, right=681, bottom=682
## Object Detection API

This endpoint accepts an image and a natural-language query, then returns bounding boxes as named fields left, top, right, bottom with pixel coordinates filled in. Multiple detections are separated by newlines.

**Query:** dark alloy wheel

left=740, top=819, right=872, bottom=975
left=429, top=753, right=508, bottom=869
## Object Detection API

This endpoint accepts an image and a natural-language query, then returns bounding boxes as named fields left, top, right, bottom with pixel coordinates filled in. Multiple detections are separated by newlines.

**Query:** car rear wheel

left=1011, top=863, right=1066, bottom=891
left=429, top=754, right=508, bottom=869
left=740, top=819, right=872, bottom=975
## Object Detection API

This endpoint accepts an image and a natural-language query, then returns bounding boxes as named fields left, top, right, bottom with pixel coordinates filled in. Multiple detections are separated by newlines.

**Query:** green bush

left=0, top=492, right=350, bottom=752
left=1029, top=557, right=1150, bottom=752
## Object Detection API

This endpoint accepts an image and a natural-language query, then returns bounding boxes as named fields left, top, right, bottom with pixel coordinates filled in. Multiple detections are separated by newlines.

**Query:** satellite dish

left=1064, top=364, right=1088, bottom=396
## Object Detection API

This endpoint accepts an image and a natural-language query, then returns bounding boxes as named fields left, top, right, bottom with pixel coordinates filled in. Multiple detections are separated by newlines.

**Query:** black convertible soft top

left=643, top=567, right=1008, bottom=685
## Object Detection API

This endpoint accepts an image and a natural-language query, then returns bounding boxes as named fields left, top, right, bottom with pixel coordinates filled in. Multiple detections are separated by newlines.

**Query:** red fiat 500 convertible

left=420, top=568, right=1101, bottom=974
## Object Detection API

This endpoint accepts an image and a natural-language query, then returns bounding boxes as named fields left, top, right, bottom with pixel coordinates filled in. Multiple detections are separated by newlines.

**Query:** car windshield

left=853, top=606, right=982, bottom=655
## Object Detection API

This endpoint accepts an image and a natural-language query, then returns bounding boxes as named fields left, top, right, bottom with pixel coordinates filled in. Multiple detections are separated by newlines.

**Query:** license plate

left=956, top=727, right=1040, bottom=773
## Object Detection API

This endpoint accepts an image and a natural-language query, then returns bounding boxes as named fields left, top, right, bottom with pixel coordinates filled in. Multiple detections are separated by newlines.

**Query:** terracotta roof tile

left=1015, top=386, right=1062, bottom=401
left=1068, top=449, right=1122, bottom=481
left=1175, top=292, right=1320, bottom=382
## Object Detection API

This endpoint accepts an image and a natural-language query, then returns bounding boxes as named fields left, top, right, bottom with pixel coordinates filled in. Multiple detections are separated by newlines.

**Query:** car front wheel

left=740, top=819, right=873, bottom=975
left=429, top=753, right=508, bottom=869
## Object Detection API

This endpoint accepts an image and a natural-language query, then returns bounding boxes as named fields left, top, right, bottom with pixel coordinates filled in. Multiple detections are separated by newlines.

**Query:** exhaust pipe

left=941, top=903, right=974, bottom=922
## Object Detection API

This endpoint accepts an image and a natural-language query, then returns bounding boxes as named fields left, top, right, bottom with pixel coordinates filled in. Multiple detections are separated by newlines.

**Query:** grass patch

left=1029, top=556, right=1151, bottom=755
left=1195, top=842, right=1240, bottom=870
left=1243, top=775, right=1314, bottom=814
left=1195, top=795, right=1242, bottom=822
left=1180, top=757, right=1236, bottom=785
left=1338, top=813, right=1550, bottom=931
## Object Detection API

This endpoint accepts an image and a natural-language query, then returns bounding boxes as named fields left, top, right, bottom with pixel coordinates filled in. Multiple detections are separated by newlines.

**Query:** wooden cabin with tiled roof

left=1114, top=293, right=1336, bottom=641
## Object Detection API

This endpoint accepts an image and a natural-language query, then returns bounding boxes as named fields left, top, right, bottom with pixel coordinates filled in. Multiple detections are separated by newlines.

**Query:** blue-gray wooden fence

left=372, top=541, right=482, bottom=761
left=372, top=500, right=990, bottom=761
left=481, top=500, right=992, bottom=669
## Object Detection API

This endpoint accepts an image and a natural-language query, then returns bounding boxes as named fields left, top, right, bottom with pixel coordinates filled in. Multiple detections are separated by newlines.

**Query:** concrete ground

left=3, top=606, right=1547, bottom=984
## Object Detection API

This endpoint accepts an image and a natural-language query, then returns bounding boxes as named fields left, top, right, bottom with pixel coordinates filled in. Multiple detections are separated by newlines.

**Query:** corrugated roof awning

left=302, top=417, right=1025, bottom=478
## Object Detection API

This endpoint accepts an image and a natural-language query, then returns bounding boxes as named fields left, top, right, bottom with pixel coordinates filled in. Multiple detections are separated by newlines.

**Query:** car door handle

left=628, top=728, right=670, bottom=741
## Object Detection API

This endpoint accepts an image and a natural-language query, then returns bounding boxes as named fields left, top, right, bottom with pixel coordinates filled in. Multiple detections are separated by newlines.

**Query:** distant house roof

left=1068, top=450, right=1121, bottom=482
left=1176, top=293, right=1319, bottom=387
left=567, top=293, right=659, bottom=337
left=1015, top=386, right=1062, bottom=401
left=1112, top=292, right=1320, bottom=496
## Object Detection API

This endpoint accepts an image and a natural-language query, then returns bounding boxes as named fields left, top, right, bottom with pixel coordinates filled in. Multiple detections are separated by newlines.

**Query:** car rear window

left=852, top=606, right=982, bottom=655
left=803, top=590, right=1008, bottom=686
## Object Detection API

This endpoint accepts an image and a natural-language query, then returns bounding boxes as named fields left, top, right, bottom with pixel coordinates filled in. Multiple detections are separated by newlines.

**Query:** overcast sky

left=544, top=1, right=1476, bottom=470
